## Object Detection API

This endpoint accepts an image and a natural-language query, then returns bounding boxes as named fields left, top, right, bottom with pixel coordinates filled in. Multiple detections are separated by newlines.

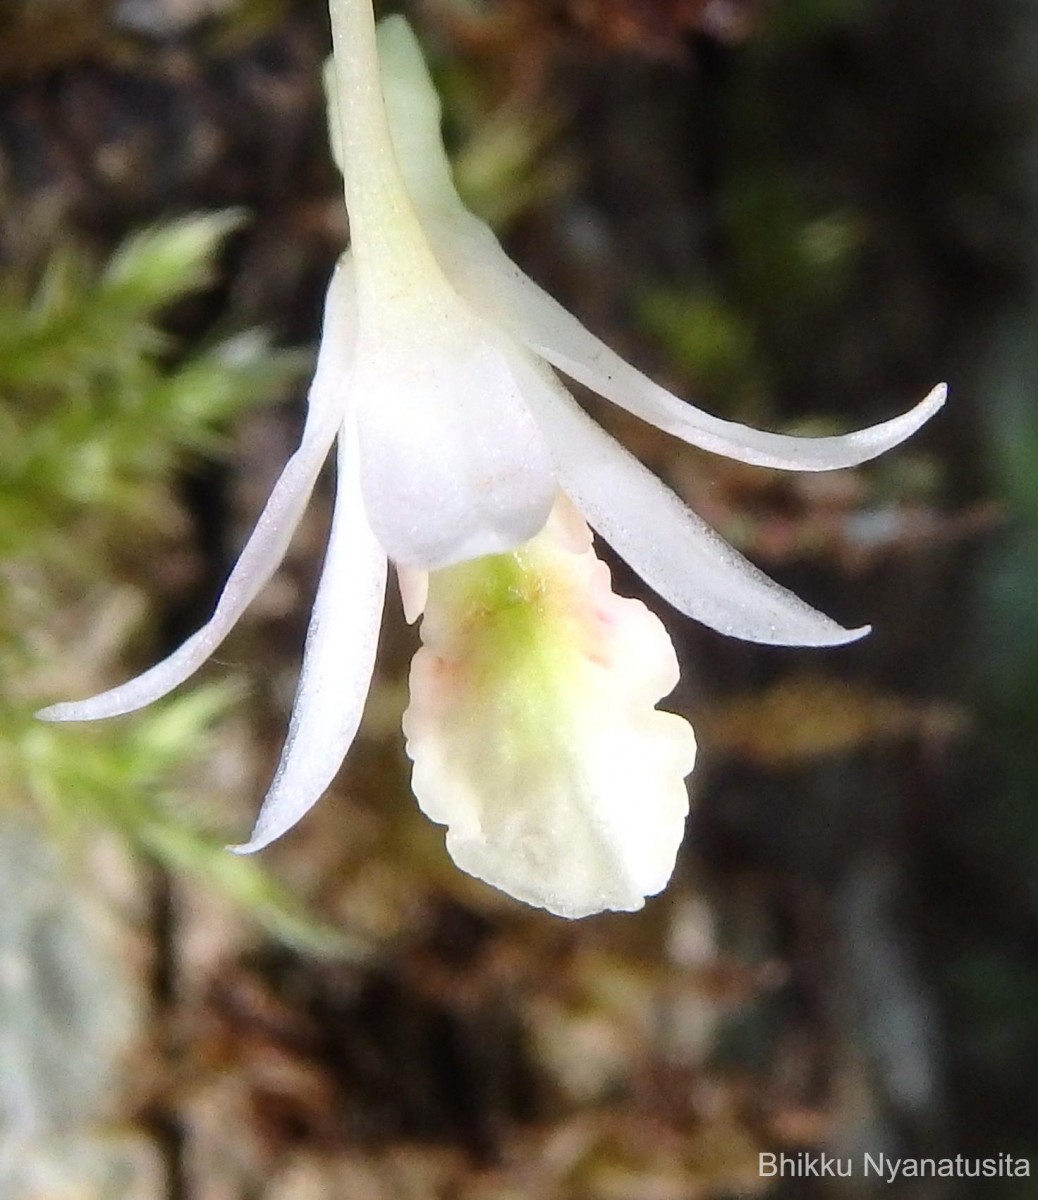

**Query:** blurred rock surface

left=0, top=820, right=160, bottom=1197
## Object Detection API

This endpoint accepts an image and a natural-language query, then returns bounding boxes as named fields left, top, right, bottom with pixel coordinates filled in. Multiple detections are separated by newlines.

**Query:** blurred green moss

left=0, top=211, right=345, bottom=954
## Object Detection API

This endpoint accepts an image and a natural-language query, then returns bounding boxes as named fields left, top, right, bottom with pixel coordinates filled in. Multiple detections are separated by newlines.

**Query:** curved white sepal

left=375, top=17, right=945, bottom=468
left=424, top=207, right=946, bottom=471
left=37, top=258, right=359, bottom=724
left=403, top=499, right=696, bottom=918
left=232, top=421, right=387, bottom=854
left=371, top=51, right=946, bottom=475
left=515, top=358, right=869, bottom=647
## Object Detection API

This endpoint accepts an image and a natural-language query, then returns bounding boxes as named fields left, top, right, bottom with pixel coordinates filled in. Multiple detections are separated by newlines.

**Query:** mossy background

left=1, top=0, right=1035, bottom=1196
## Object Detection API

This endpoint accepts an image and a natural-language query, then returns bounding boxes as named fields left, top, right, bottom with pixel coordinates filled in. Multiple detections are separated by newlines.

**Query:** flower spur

left=38, top=0, right=945, bottom=918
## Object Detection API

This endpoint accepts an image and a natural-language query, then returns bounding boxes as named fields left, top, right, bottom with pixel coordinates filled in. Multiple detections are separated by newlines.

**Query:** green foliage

left=0, top=212, right=344, bottom=953
left=0, top=212, right=307, bottom=554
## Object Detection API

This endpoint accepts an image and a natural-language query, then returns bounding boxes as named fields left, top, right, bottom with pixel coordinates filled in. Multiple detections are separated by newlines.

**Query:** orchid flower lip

left=403, top=495, right=697, bottom=918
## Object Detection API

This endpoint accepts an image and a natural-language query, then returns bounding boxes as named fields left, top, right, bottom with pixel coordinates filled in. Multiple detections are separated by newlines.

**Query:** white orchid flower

left=38, top=0, right=945, bottom=918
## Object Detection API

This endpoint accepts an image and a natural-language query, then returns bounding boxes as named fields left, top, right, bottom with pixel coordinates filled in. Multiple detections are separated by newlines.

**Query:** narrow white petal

left=425, top=210, right=945, bottom=471
left=37, top=258, right=358, bottom=723
left=353, top=307, right=556, bottom=569
left=232, top=422, right=387, bottom=854
left=514, top=358, right=868, bottom=647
